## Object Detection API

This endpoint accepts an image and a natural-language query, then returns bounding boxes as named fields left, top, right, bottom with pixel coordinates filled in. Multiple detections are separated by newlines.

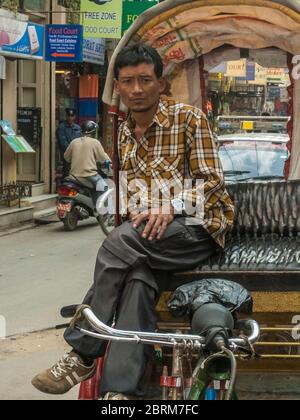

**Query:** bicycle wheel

left=97, top=213, right=115, bottom=236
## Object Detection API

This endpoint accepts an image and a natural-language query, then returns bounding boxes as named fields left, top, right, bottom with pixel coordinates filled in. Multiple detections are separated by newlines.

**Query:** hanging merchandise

left=79, top=74, right=99, bottom=99
left=78, top=74, right=99, bottom=124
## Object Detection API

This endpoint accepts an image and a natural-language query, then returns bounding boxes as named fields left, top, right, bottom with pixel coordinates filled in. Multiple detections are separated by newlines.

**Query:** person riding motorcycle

left=64, top=121, right=111, bottom=192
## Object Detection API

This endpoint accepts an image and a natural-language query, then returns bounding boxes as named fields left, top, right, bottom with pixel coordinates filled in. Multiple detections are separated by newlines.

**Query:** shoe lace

left=51, top=354, right=80, bottom=379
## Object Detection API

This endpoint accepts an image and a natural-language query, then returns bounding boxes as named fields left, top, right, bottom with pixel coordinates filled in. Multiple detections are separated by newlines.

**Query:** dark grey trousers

left=64, top=218, right=218, bottom=395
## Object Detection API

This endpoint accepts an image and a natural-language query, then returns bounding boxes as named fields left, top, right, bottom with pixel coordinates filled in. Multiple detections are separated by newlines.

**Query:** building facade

left=0, top=0, right=79, bottom=203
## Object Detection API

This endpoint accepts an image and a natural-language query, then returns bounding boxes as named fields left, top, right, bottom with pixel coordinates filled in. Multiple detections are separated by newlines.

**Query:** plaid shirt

left=118, top=97, right=234, bottom=248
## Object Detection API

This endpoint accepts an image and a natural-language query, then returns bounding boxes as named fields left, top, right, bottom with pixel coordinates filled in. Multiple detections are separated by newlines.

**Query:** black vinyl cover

left=167, top=279, right=253, bottom=317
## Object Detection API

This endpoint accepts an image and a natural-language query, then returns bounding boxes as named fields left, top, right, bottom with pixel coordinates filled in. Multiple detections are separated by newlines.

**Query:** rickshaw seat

left=157, top=180, right=300, bottom=323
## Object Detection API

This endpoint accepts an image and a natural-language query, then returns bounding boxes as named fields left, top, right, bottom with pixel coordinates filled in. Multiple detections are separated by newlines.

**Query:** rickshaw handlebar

left=77, top=308, right=260, bottom=350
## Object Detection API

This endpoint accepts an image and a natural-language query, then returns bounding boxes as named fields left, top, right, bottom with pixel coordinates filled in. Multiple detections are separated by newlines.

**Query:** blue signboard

left=83, top=38, right=106, bottom=65
left=0, top=17, right=44, bottom=60
left=237, top=61, right=256, bottom=81
left=45, top=24, right=83, bottom=62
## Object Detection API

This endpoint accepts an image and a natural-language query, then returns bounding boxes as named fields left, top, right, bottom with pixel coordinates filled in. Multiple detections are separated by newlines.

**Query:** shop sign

left=81, top=0, right=123, bottom=39
left=253, top=64, right=267, bottom=85
left=266, top=68, right=284, bottom=82
left=236, top=61, right=256, bottom=82
left=225, top=60, right=246, bottom=78
left=246, top=61, right=255, bottom=81
left=0, top=12, right=44, bottom=60
left=83, top=38, right=106, bottom=65
left=242, top=121, right=254, bottom=131
left=0, top=120, right=35, bottom=154
left=45, top=25, right=83, bottom=62
left=122, top=1, right=159, bottom=34
left=17, top=108, right=42, bottom=149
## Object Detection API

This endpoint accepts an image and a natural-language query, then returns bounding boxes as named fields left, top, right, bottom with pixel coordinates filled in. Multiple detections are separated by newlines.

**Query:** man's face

left=66, top=115, right=76, bottom=125
left=115, top=63, right=166, bottom=113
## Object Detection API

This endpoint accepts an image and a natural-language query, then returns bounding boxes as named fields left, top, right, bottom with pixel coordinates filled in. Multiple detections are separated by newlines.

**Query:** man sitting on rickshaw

left=32, top=44, right=234, bottom=400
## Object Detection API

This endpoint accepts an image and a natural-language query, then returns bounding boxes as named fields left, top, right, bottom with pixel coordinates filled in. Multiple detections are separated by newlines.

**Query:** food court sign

left=81, top=0, right=123, bottom=39
left=0, top=10, right=44, bottom=60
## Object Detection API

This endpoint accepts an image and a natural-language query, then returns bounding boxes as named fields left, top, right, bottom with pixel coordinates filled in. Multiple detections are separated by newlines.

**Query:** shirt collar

left=122, top=98, right=171, bottom=139
left=153, top=99, right=171, bottom=129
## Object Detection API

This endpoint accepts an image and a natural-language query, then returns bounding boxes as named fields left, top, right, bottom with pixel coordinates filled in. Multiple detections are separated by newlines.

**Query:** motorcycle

left=56, top=163, right=115, bottom=236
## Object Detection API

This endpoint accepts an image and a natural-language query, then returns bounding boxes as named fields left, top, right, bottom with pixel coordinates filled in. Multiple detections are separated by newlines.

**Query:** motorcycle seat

left=65, top=175, right=95, bottom=190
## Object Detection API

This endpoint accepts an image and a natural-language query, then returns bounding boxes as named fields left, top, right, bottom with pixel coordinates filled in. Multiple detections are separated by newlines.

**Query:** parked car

left=217, top=133, right=289, bottom=183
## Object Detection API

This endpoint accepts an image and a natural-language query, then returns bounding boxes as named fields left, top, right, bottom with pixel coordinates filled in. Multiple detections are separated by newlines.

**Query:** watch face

left=172, top=199, right=184, bottom=213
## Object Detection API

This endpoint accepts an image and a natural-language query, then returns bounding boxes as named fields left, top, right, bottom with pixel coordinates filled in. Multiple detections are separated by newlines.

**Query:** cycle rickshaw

left=70, top=0, right=300, bottom=400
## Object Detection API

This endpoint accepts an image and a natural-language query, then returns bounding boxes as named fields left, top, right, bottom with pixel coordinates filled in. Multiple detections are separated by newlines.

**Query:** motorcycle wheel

left=97, top=213, right=115, bottom=236
left=63, top=211, right=79, bottom=231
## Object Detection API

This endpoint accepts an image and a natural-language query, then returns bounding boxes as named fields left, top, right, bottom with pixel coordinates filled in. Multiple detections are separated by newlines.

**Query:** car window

left=219, top=141, right=288, bottom=181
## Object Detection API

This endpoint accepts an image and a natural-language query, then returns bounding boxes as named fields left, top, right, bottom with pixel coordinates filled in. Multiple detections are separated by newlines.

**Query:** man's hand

left=131, top=205, right=174, bottom=241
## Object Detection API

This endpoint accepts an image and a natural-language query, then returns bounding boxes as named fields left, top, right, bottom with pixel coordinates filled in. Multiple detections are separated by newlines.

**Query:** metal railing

left=0, top=182, right=32, bottom=208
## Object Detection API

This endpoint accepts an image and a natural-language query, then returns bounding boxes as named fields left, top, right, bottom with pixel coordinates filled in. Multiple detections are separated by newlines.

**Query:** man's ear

left=158, top=77, right=167, bottom=94
left=114, top=79, right=120, bottom=94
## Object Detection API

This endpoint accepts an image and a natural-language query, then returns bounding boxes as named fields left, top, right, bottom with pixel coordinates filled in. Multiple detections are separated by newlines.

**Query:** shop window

left=22, top=0, right=45, bottom=11
left=57, top=0, right=79, bottom=8
left=18, top=61, right=37, bottom=107
left=22, top=60, right=36, bottom=85
left=23, top=88, right=36, bottom=107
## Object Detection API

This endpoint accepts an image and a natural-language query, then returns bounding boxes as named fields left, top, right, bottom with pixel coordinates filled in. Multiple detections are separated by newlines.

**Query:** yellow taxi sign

left=242, top=121, right=254, bottom=131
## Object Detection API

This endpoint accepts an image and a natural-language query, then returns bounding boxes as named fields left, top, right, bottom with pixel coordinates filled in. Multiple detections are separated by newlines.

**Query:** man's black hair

left=114, top=44, right=163, bottom=80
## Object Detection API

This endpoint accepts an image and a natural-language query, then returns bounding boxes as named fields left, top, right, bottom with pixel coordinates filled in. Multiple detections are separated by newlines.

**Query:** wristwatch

left=171, top=198, right=185, bottom=215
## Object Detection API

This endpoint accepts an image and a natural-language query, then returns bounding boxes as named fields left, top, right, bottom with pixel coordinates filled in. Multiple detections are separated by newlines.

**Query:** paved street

left=0, top=220, right=106, bottom=400
left=0, top=220, right=105, bottom=337
left=0, top=221, right=299, bottom=400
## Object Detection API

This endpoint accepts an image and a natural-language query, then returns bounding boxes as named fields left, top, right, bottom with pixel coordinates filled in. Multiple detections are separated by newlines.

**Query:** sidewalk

left=0, top=194, right=57, bottom=231
left=0, top=329, right=79, bottom=400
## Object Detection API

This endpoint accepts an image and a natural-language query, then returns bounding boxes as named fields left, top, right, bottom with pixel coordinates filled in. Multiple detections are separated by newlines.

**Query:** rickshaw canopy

left=103, top=0, right=300, bottom=179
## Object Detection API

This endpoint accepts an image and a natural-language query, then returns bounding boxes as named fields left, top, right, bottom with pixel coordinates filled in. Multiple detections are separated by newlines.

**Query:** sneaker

left=103, top=392, right=139, bottom=400
left=31, top=352, right=96, bottom=395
